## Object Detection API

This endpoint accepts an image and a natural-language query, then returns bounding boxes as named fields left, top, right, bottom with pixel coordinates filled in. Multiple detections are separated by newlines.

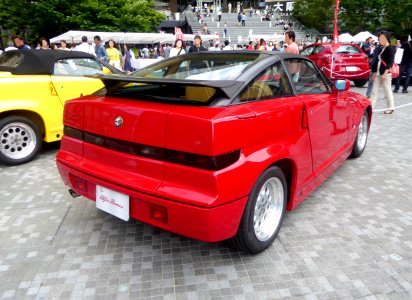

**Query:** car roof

left=303, top=43, right=361, bottom=49
left=0, top=49, right=96, bottom=75
left=209, top=50, right=305, bottom=60
left=96, top=51, right=311, bottom=101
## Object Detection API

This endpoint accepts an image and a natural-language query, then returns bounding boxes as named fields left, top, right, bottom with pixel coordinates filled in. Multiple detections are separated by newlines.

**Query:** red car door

left=236, top=61, right=315, bottom=192
left=300, top=93, right=350, bottom=176
left=286, top=58, right=351, bottom=176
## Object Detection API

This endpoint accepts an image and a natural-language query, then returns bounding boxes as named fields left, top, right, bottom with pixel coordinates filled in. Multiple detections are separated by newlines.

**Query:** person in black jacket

left=370, top=31, right=396, bottom=114
left=188, top=35, right=208, bottom=74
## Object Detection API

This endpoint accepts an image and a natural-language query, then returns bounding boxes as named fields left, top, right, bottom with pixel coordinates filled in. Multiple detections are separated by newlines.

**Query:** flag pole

left=331, top=0, right=340, bottom=79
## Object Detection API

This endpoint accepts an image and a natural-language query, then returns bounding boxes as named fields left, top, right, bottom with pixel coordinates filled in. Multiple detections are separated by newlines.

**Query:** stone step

left=185, top=10, right=307, bottom=45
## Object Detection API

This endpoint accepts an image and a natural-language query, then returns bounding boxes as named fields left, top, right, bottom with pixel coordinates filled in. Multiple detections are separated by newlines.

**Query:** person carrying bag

left=370, top=31, right=397, bottom=114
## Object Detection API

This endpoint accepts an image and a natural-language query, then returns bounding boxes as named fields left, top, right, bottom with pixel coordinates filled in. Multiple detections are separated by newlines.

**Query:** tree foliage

left=339, top=0, right=384, bottom=34
left=292, top=0, right=335, bottom=34
left=292, top=0, right=411, bottom=40
left=382, top=0, right=412, bottom=40
left=0, top=0, right=165, bottom=46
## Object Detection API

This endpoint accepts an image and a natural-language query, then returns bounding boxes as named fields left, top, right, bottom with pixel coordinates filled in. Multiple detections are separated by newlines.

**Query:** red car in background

left=301, top=43, right=370, bottom=87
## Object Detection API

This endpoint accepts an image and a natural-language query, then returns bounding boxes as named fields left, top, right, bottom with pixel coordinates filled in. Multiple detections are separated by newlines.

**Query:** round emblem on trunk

left=114, top=116, right=123, bottom=128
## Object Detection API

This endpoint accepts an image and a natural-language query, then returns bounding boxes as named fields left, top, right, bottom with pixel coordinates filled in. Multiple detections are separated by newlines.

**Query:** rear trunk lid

left=61, top=93, right=248, bottom=196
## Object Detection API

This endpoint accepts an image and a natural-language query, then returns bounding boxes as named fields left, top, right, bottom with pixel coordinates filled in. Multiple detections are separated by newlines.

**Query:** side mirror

left=335, top=79, right=350, bottom=91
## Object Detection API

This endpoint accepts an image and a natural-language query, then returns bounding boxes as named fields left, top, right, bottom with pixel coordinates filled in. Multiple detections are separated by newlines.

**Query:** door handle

left=236, top=112, right=256, bottom=119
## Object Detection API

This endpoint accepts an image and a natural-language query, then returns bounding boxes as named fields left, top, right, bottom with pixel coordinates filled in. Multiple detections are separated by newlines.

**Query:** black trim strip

left=64, top=126, right=240, bottom=171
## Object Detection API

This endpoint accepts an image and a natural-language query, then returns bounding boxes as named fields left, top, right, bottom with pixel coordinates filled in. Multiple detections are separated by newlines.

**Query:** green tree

left=292, top=0, right=410, bottom=39
left=117, top=0, right=165, bottom=32
left=339, top=0, right=384, bottom=34
left=0, top=0, right=38, bottom=38
left=292, top=0, right=335, bottom=33
left=382, top=0, right=412, bottom=40
left=0, top=0, right=164, bottom=46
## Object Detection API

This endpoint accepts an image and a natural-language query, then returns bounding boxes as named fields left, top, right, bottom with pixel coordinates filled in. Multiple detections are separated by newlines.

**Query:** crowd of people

left=158, top=31, right=302, bottom=55
left=1, top=35, right=136, bottom=73
left=2, top=28, right=411, bottom=104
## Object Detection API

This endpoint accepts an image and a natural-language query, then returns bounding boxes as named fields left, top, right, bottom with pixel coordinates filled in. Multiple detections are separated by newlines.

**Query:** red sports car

left=56, top=52, right=371, bottom=254
left=301, top=43, right=370, bottom=87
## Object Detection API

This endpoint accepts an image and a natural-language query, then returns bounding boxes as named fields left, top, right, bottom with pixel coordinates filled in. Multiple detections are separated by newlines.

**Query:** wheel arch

left=365, top=105, right=372, bottom=130
left=268, top=158, right=295, bottom=206
left=0, top=110, right=45, bottom=139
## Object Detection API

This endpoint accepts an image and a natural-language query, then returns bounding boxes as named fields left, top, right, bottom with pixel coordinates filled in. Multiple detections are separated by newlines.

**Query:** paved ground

left=0, top=86, right=411, bottom=300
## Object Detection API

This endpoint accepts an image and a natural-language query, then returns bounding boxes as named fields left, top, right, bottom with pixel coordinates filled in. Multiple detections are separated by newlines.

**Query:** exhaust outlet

left=68, top=189, right=81, bottom=198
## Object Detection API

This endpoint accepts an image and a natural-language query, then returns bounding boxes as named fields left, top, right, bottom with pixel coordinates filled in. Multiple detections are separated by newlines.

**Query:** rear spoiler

left=91, top=74, right=246, bottom=99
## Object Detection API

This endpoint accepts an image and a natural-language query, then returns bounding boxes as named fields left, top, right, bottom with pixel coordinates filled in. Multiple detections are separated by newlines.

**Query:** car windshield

left=107, top=52, right=270, bottom=104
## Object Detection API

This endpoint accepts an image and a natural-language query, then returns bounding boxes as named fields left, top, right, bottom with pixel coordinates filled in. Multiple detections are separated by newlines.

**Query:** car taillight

left=166, top=149, right=240, bottom=171
left=63, top=126, right=241, bottom=171
left=64, top=126, right=83, bottom=140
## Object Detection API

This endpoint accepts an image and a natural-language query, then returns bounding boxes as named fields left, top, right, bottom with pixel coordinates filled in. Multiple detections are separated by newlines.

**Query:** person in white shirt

left=223, top=40, right=233, bottom=50
left=74, top=36, right=96, bottom=56
left=208, top=41, right=217, bottom=51
left=169, top=39, right=186, bottom=57
left=59, top=40, right=71, bottom=51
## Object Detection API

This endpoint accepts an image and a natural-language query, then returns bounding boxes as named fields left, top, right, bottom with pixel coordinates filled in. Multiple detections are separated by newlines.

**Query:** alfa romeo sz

left=56, top=52, right=371, bottom=253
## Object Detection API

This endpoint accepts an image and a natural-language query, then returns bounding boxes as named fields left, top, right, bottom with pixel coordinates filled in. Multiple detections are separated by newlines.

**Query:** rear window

left=335, top=45, right=361, bottom=54
left=133, top=52, right=267, bottom=80
left=110, top=83, right=218, bottom=104
left=107, top=52, right=270, bottom=104
left=300, top=46, right=325, bottom=56
left=0, top=51, right=23, bottom=68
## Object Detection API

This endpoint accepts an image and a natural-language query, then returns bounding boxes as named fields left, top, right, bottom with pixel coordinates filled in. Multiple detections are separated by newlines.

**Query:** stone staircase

left=183, top=10, right=308, bottom=47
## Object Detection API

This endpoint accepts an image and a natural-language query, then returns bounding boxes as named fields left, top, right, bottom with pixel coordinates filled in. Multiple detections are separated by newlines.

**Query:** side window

left=239, top=62, right=293, bottom=102
left=54, top=58, right=104, bottom=76
left=300, top=46, right=324, bottom=56
left=284, top=58, right=329, bottom=94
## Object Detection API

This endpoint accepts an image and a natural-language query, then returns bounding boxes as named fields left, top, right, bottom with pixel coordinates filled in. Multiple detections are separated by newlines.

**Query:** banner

left=175, top=27, right=184, bottom=41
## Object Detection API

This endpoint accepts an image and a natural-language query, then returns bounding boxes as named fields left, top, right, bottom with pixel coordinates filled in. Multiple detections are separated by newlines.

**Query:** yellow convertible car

left=0, top=49, right=120, bottom=165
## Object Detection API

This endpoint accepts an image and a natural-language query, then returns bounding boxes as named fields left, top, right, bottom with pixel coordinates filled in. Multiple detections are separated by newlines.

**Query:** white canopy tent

left=338, top=33, right=353, bottom=43
left=50, top=30, right=219, bottom=45
left=351, top=31, right=378, bottom=43
left=246, top=33, right=285, bottom=43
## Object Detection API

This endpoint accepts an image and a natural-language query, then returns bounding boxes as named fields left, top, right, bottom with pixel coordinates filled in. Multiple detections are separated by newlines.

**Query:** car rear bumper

left=322, top=66, right=370, bottom=80
left=56, top=159, right=247, bottom=243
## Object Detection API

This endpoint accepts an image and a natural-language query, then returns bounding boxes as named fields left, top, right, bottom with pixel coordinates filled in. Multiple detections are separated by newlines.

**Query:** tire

left=0, top=116, right=42, bottom=165
left=228, top=166, right=287, bottom=254
left=350, top=111, right=369, bottom=158
left=353, top=79, right=368, bottom=87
